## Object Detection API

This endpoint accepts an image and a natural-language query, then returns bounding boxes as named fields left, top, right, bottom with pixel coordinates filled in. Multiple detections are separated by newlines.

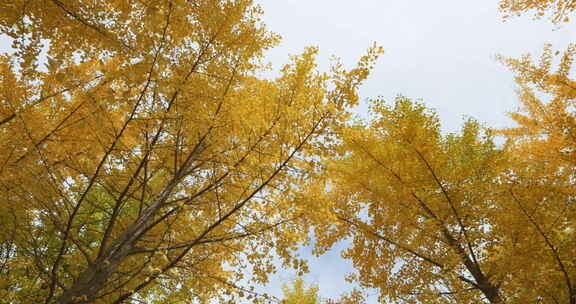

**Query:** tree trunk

left=58, top=244, right=133, bottom=304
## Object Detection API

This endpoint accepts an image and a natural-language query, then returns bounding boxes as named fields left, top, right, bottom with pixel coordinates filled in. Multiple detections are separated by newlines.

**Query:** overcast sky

left=254, top=0, right=576, bottom=302
left=257, top=0, right=576, bottom=132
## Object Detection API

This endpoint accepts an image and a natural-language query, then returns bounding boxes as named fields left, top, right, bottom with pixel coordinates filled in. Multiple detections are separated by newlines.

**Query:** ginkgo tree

left=306, top=95, right=574, bottom=304
left=305, top=97, right=510, bottom=304
left=0, top=1, right=382, bottom=303
left=281, top=278, right=320, bottom=304
left=297, top=1, right=576, bottom=303
left=496, top=1, right=576, bottom=302
left=496, top=37, right=576, bottom=304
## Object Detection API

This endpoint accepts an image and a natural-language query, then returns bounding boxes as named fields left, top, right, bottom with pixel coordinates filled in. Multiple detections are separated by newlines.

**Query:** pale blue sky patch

left=257, top=0, right=576, bottom=133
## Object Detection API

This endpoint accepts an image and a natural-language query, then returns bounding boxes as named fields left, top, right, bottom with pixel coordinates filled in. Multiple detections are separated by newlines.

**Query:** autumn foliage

left=0, top=0, right=381, bottom=303
left=280, top=278, right=319, bottom=304
left=0, top=0, right=574, bottom=304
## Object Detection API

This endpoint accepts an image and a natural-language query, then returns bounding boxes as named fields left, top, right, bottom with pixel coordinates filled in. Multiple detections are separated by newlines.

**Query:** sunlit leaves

left=0, top=1, right=382, bottom=303
left=281, top=278, right=320, bottom=304
left=499, top=0, right=576, bottom=23
left=307, top=97, right=508, bottom=303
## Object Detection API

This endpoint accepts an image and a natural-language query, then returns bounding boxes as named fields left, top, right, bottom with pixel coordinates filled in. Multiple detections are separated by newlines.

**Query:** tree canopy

left=0, top=0, right=575, bottom=304
left=0, top=1, right=381, bottom=303
left=281, top=278, right=320, bottom=304
left=302, top=1, right=576, bottom=303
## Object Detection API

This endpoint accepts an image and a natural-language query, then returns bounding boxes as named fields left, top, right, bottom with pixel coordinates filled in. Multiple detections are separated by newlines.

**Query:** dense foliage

left=0, top=0, right=574, bottom=303
left=281, top=278, right=319, bottom=304
left=0, top=1, right=380, bottom=303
